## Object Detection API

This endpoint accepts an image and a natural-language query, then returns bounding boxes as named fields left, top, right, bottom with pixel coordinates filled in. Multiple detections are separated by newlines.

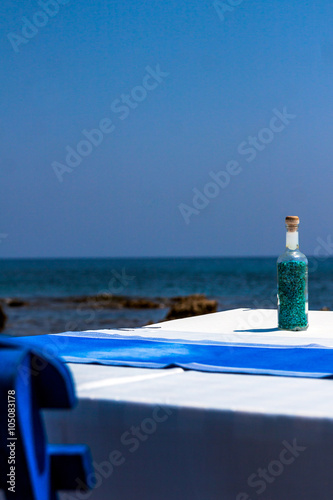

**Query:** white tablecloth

left=43, top=309, right=333, bottom=500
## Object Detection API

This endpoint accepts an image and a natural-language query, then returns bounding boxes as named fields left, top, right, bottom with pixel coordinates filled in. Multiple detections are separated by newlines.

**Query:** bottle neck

left=286, top=228, right=299, bottom=250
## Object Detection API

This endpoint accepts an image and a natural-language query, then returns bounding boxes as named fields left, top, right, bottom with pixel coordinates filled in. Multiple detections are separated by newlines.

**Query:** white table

left=44, top=309, right=333, bottom=500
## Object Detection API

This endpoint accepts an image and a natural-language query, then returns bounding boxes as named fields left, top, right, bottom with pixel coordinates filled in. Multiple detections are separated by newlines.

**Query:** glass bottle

left=277, top=216, right=308, bottom=330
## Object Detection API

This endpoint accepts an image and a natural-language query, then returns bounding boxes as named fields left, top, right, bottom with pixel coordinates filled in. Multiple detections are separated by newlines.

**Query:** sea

left=0, top=257, right=332, bottom=337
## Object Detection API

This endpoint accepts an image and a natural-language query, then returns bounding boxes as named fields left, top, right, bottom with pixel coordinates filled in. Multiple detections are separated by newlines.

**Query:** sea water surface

left=0, top=257, right=332, bottom=336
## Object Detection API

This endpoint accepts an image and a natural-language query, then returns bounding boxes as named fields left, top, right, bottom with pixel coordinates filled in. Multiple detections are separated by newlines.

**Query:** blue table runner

left=7, top=331, right=333, bottom=379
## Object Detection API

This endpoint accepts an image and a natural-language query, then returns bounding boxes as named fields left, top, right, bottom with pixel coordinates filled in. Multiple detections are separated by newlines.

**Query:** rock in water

left=120, top=297, right=163, bottom=309
left=68, top=294, right=163, bottom=309
left=164, top=294, right=217, bottom=321
left=6, top=298, right=27, bottom=308
left=0, top=304, right=7, bottom=331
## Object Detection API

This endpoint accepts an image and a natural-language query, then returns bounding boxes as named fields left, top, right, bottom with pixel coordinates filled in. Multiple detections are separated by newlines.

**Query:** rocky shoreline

left=0, top=294, right=219, bottom=335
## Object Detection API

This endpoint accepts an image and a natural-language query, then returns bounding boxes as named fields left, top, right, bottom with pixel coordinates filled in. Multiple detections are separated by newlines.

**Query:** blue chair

left=0, top=339, right=92, bottom=499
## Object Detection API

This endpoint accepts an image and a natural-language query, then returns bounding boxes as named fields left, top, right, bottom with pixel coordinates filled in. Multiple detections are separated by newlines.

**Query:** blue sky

left=1, top=0, right=333, bottom=257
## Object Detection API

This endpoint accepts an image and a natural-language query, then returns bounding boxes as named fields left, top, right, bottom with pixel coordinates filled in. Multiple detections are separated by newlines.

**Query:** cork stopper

left=285, top=215, right=299, bottom=232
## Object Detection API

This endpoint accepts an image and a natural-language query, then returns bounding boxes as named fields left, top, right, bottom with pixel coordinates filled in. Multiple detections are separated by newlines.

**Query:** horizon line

left=0, top=255, right=328, bottom=260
